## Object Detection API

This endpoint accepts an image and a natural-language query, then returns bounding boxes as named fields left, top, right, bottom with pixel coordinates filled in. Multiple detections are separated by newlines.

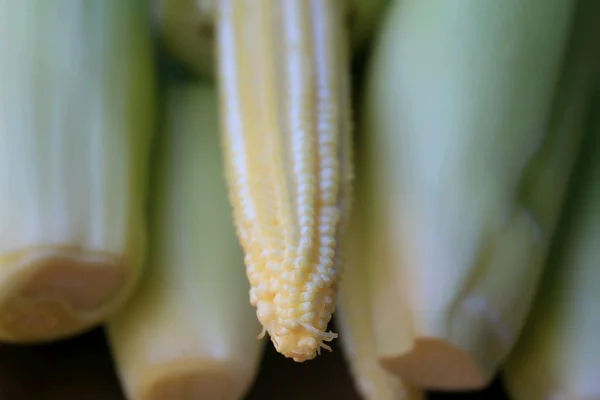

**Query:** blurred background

left=0, top=324, right=509, bottom=399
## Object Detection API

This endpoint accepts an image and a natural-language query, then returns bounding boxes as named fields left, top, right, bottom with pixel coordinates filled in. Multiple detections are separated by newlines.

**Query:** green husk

left=361, top=0, right=581, bottom=390
left=0, top=0, right=155, bottom=342
left=504, top=3, right=600, bottom=393
left=108, top=81, right=264, bottom=400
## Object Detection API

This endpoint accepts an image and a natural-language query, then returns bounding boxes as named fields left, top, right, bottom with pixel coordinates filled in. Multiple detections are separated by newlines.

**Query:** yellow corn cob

left=0, top=0, right=155, bottom=342
left=108, top=80, right=264, bottom=400
left=215, top=0, right=353, bottom=362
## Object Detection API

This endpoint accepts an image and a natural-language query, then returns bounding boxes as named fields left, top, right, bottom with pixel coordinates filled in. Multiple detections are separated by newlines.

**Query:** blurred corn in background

left=503, top=0, right=600, bottom=391
left=504, top=87, right=600, bottom=400
left=0, top=0, right=156, bottom=343
left=108, top=79, right=265, bottom=400
left=359, top=0, right=587, bottom=391
left=336, top=116, right=424, bottom=400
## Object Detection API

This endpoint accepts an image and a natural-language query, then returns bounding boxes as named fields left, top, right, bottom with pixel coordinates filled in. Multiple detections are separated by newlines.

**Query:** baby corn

left=504, top=0, right=600, bottom=397
left=108, top=81, right=264, bottom=400
left=337, top=156, right=422, bottom=400
left=0, top=0, right=155, bottom=342
left=362, top=0, right=577, bottom=390
left=215, top=0, right=353, bottom=362
left=505, top=99, right=600, bottom=400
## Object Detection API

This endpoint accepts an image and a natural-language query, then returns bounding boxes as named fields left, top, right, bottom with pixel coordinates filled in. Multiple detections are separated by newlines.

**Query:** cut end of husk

left=380, top=338, right=487, bottom=391
left=0, top=247, right=129, bottom=342
left=135, top=359, right=252, bottom=400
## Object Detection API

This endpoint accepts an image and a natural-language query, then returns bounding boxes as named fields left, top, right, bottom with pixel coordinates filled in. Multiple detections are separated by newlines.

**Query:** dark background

left=0, top=326, right=510, bottom=399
